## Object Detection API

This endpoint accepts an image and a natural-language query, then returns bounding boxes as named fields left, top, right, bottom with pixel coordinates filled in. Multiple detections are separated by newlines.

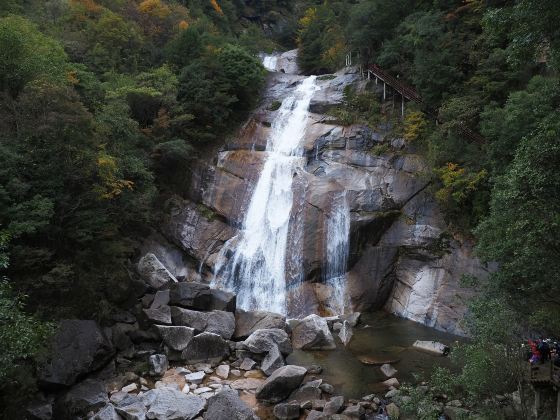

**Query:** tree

left=0, top=15, right=68, bottom=96
left=476, top=115, right=560, bottom=330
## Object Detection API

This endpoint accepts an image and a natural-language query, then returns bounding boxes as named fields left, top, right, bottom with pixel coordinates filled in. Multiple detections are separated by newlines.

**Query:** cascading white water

left=262, top=55, right=278, bottom=71
left=324, top=191, right=351, bottom=315
left=212, top=76, right=319, bottom=314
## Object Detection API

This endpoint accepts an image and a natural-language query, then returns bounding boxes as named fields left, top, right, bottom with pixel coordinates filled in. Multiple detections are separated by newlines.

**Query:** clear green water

left=286, top=311, right=463, bottom=399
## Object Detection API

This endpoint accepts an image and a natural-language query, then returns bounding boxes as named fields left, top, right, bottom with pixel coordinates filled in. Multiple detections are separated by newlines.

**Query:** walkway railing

left=364, top=62, right=486, bottom=144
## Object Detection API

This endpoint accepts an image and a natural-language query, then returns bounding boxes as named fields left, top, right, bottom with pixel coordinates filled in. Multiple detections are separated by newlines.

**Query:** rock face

left=291, top=315, right=336, bottom=350
left=39, top=320, right=114, bottom=388
left=149, top=60, right=487, bottom=335
left=256, top=365, right=307, bottom=404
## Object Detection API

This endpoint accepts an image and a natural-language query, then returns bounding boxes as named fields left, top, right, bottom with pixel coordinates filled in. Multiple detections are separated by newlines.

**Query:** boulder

left=341, top=404, right=365, bottom=418
left=138, top=253, right=178, bottom=290
left=323, top=396, right=344, bottom=415
left=291, top=380, right=322, bottom=401
left=149, top=354, right=169, bottom=377
left=291, top=315, right=336, bottom=350
left=340, top=312, right=361, bottom=327
left=144, top=305, right=172, bottom=325
left=239, top=358, right=257, bottom=371
left=412, top=340, right=450, bottom=356
left=54, top=379, right=108, bottom=419
left=256, top=365, right=307, bottom=404
left=380, top=364, right=397, bottom=378
left=338, top=321, right=353, bottom=346
left=142, top=388, right=205, bottom=420
left=261, top=345, right=285, bottom=376
left=26, top=402, right=53, bottom=420
left=171, top=307, right=235, bottom=340
left=156, top=326, right=195, bottom=351
left=209, top=289, right=236, bottom=312
left=182, top=332, right=230, bottom=364
left=169, top=282, right=212, bottom=310
left=185, top=371, right=205, bottom=384
left=234, top=310, right=286, bottom=340
left=114, top=396, right=147, bottom=420
left=242, top=329, right=292, bottom=355
left=443, top=406, right=471, bottom=420
left=39, top=320, right=114, bottom=388
left=386, top=403, right=400, bottom=419
left=204, top=389, right=255, bottom=420
left=92, top=404, right=121, bottom=420
left=215, top=365, right=230, bottom=379
left=381, top=378, right=400, bottom=388
left=273, top=402, right=300, bottom=420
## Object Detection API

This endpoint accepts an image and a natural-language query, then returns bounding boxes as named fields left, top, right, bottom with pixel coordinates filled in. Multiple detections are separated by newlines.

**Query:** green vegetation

left=0, top=0, right=287, bottom=408
left=296, top=0, right=560, bottom=412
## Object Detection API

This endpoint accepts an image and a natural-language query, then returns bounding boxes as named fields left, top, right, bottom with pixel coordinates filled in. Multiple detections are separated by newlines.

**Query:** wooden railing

left=527, top=361, right=560, bottom=386
left=366, top=63, right=486, bottom=145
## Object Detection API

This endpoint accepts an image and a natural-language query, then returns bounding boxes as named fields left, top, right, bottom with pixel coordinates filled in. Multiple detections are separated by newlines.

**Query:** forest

left=0, top=0, right=559, bottom=418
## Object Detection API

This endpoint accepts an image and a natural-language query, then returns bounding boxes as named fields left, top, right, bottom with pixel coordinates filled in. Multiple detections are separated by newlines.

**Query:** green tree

left=476, top=115, right=560, bottom=328
left=0, top=15, right=68, bottom=96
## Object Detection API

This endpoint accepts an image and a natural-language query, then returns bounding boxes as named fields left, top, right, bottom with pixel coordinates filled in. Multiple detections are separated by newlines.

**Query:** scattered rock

left=306, top=365, right=323, bottom=375
left=273, top=402, right=300, bottom=420
left=385, top=389, right=399, bottom=399
left=114, top=395, right=147, bottom=420
left=143, top=305, right=172, bottom=325
left=292, top=380, right=322, bottom=401
left=341, top=404, right=365, bottom=418
left=230, top=369, right=241, bottom=377
left=38, top=320, right=114, bottom=388
left=240, top=358, right=257, bottom=371
left=443, top=406, right=470, bottom=420
left=386, top=402, right=400, bottom=419
left=256, top=365, right=307, bottom=404
left=138, top=253, right=178, bottom=290
left=412, top=340, right=450, bottom=356
left=382, top=378, right=400, bottom=388
left=149, top=354, right=169, bottom=377
left=185, top=371, right=206, bottom=384
left=205, top=389, right=255, bottom=420
left=215, top=365, right=230, bottom=379
left=230, top=378, right=265, bottom=391
left=380, top=364, right=398, bottom=378
left=234, top=310, right=286, bottom=340
left=182, top=333, right=230, bottom=364
left=291, top=315, right=336, bottom=350
left=156, top=325, right=195, bottom=351
left=55, top=379, right=108, bottom=419
left=143, top=388, right=205, bottom=420
left=92, top=404, right=121, bottom=420
left=193, top=387, right=213, bottom=394
left=121, top=383, right=138, bottom=393
left=323, top=396, right=344, bottom=415
left=169, top=282, right=212, bottom=310
left=320, top=383, right=334, bottom=394
left=338, top=321, right=353, bottom=346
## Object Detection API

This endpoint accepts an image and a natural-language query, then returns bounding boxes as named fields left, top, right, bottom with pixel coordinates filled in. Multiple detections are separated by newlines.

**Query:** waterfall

left=262, top=55, right=278, bottom=72
left=212, top=76, right=319, bottom=315
left=324, top=191, right=351, bottom=315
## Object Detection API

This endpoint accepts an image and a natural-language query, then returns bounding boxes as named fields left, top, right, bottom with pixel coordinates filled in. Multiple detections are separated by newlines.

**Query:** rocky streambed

left=29, top=273, right=460, bottom=420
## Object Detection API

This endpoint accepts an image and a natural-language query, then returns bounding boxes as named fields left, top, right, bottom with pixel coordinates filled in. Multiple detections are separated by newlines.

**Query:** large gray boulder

left=209, top=289, right=236, bottom=312
left=138, top=253, right=178, bottom=290
left=144, top=305, right=172, bottom=325
left=171, top=307, right=235, bottom=340
left=155, top=326, right=195, bottom=351
left=182, top=332, right=230, bottom=364
left=169, top=282, right=212, bottom=310
left=204, top=389, right=255, bottom=420
left=260, top=345, right=285, bottom=376
left=54, top=379, right=109, bottom=419
left=291, top=315, right=336, bottom=350
left=142, top=388, right=205, bottom=420
left=39, top=320, right=114, bottom=388
left=256, top=365, right=307, bottom=404
left=242, top=329, right=292, bottom=355
left=234, top=310, right=286, bottom=340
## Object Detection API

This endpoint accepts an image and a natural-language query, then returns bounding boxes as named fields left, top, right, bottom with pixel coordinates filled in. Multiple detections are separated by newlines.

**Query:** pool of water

left=286, top=311, right=464, bottom=399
